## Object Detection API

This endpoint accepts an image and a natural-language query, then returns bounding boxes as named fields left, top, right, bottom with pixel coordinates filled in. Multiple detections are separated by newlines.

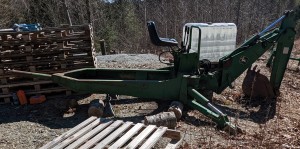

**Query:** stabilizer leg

left=103, top=94, right=115, bottom=117
left=187, top=88, right=241, bottom=135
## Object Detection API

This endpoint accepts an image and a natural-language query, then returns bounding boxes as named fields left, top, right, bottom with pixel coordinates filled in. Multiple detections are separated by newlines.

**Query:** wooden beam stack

left=0, top=24, right=96, bottom=104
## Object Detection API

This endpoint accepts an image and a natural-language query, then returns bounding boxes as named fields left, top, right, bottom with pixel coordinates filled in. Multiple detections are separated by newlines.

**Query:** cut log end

left=168, top=101, right=183, bottom=120
left=88, top=99, right=104, bottom=117
left=88, top=106, right=103, bottom=117
left=67, top=98, right=78, bottom=108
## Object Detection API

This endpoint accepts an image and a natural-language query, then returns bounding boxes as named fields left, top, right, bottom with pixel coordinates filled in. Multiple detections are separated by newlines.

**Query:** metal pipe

left=188, top=87, right=225, bottom=116
left=207, top=103, right=225, bottom=116
left=188, top=88, right=209, bottom=105
left=258, top=15, right=286, bottom=37
left=186, top=100, right=219, bottom=119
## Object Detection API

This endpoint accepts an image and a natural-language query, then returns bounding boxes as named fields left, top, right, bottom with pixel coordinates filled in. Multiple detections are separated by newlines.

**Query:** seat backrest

left=147, top=21, right=178, bottom=47
left=147, top=21, right=161, bottom=46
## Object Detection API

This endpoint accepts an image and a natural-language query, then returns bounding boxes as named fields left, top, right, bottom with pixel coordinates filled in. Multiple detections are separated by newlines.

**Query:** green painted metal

left=220, top=6, right=300, bottom=93
left=218, top=29, right=281, bottom=93
left=52, top=68, right=182, bottom=100
left=10, top=6, right=300, bottom=134
left=10, top=70, right=51, bottom=79
left=269, top=8, right=300, bottom=91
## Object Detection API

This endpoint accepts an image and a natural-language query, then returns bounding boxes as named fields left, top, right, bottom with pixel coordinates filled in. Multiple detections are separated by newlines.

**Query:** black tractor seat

left=147, top=21, right=178, bottom=47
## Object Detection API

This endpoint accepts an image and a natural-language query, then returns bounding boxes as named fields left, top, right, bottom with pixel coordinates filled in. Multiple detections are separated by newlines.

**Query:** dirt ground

left=0, top=40, right=300, bottom=149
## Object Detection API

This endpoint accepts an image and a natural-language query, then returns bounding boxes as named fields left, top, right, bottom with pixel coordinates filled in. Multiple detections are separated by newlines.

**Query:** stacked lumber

left=0, top=24, right=96, bottom=104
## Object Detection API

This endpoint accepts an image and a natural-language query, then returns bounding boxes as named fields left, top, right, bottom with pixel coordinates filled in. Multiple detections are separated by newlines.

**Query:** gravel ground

left=96, top=53, right=169, bottom=69
left=1, top=41, right=300, bottom=148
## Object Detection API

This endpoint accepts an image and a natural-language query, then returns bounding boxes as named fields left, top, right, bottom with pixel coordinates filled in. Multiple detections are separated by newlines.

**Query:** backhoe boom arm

left=216, top=6, right=300, bottom=93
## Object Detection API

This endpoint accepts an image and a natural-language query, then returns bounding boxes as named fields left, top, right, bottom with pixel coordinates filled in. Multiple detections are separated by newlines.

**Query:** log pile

left=0, top=24, right=96, bottom=104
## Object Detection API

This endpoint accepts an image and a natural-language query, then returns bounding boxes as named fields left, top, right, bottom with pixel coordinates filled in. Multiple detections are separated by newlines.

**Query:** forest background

left=1, top=0, right=299, bottom=53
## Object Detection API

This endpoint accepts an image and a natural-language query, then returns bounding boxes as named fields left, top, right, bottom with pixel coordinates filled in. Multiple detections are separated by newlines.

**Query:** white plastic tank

left=182, top=23, right=237, bottom=62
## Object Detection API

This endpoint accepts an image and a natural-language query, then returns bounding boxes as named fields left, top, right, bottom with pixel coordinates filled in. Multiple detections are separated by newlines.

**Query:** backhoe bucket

left=242, top=65, right=275, bottom=99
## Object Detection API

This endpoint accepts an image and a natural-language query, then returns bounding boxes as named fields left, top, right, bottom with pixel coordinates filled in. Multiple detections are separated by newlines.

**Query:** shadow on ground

left=0, top=94, right=91, bottom=129
left=0, top=95, right=176, bottom=129
left=0, top=93, right=278, bottom=131
left=214, top=97, right=277, bottom=124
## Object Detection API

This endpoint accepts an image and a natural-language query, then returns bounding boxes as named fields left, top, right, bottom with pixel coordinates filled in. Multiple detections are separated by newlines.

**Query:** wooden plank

left=57, top=42, right=64, bottom=49
left=25, top=46, right=32, bottom=52
left=0, top=55, right=92, bottom=64
left=163, top=129, right=182, bottom=140
left=0, top=97, right=10, bottom=104
left=61, top=64, right=67, bottom=69
left=0, top=80, right=53, bottom=88
left=26, top=56, right=33, bottom=62
left=66, top=90, right=72, bottom=96
left=93, top=122, right=133, bottom=149
left=109, top=123, right=144, bottom=149
left=139, top=126, right=168, bottom=149
left=22, top=34, right=30, bottom=41
left=30, top=33, right=39, bottom=40
left=0, top=36, right=91, bottom=46
left=66, top=120, right=113, bottom=149
left=29, top=66, right=36, bottom=72
left=165, top=138, right=184, bottom=149
left=34, top=84, right=41, bottom=91
left=1, top=78, right=7, bottom=84
left=53, top=118, right=104, bottom=149
left=26, top=87, right=68, bottom=95
left=0, top=49, right=90, bottom=58
left=125, top=125, right=156, bottom=149
left=4, top=97, right=10, bottom=103
left=55, top=31, right=62, bottom=38
left=79, top=120, right=123, bottom=149
left=0, top=94, right=11, bottom=98
left=0, top=87, right=68, bottom=98
left=0, top=65, right=94, bottom=78
left=40, top=116, right=97, bottom=149
left=2, top=88, right=9, bottom=94
left=0, top=57, right=93, bottom=66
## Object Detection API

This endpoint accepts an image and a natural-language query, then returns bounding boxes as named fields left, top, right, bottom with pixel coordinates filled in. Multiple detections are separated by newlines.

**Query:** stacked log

left=144, top=101, right=184, bottom=129
left=0, top=24, right=96, bottom=104
left=144, top=112, right=177, bottom=129
left=88, top=99, right=105, bottom=117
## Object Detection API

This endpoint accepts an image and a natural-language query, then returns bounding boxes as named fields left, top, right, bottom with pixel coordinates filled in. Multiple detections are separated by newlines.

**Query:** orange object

left=17, top=90, right=27, bottom=105
left=29, top=95, right=46, bottom=104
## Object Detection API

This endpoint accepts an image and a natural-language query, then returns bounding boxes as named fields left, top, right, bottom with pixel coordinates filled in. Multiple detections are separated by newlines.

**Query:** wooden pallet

left=0, top=25, right=90, bottom=42
left=0, top=65, right=94, bottom=79
left=0, top=95, right=10, bottom=104
left=0, top=87, right=72, bottom=104
left=0, top=24, right=96, bottom=104
left=41, top=117, right=183, bottom=149
left=0, top=47, right=92, bottom=58
left=0, top=85, right=71, bottom=96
